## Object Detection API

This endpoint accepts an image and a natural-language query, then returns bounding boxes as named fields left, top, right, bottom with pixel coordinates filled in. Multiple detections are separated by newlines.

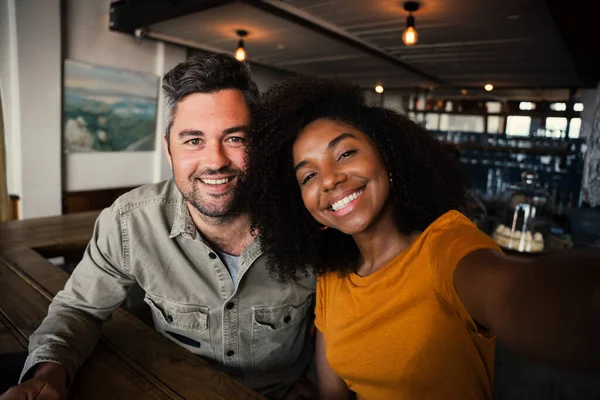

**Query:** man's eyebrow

left=178, top=130, right=204, bottom=139
left=223, top=125, right=249, bottom=135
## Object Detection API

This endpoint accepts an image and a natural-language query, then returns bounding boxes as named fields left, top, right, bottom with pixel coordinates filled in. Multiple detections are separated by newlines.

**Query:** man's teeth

left=331, top=190, right=362, bottom=211
left=202, top=177, right=231, bottom=185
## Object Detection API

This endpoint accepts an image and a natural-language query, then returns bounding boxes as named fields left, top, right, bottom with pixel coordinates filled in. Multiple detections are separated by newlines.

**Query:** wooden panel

left=0, top=312, right=27, bottom=355
left=0, top=211, right=99, bottom=250
left=62, top=187, right=137, bottom=215
left=8, top=195, right=19, bottom=221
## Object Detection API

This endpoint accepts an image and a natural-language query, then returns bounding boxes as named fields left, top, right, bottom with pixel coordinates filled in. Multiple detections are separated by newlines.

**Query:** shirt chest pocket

left=143, top=294, right=215, bottom=360
left=250, top=295, right=314, bottom=377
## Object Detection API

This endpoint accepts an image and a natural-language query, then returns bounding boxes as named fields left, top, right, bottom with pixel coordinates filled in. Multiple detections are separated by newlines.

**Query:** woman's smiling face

left=292, top=119, right=392, bottom=235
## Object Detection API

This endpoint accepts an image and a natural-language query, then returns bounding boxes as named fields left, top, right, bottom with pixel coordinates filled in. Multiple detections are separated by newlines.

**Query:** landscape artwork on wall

left=63, top=60, right=159, bottom=152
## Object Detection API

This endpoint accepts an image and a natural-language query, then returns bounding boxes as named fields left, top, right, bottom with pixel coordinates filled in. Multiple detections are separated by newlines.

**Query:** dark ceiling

left=109, top=0, right=599, bottom=91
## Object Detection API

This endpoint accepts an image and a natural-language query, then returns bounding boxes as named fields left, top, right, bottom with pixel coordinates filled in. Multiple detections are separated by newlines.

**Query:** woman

left=246, top=76, right=600, bottom=399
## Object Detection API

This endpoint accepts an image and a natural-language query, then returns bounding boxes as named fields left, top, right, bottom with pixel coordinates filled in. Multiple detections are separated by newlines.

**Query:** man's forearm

left=21, top=299, right=104, bottom=383
left=499, top=249, right=600, bottom=371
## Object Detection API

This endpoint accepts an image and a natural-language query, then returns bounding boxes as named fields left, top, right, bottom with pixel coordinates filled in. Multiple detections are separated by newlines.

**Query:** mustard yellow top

left=315, top=210, right=502, bottom=400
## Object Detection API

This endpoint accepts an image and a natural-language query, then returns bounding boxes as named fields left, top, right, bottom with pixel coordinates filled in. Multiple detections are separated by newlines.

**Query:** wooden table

left=0, top=212, right=263, bottom=399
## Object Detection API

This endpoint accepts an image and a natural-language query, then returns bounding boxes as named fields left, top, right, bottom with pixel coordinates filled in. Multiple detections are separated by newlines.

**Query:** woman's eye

left=338, top=149, right=356, bottom=160
left=301, top=173, right=316, bottom=185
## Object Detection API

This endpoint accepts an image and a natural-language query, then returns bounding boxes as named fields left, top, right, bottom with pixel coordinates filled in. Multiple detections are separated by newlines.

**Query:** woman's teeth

left=331, top=190, right=362, bottom=211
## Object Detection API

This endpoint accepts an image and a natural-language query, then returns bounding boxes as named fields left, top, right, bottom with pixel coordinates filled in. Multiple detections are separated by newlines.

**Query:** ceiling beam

left=108, top=0, right=236, bottom=35
left=547, top=0, right=600, bottom=86
left=241, top=0, right=447, bottom=86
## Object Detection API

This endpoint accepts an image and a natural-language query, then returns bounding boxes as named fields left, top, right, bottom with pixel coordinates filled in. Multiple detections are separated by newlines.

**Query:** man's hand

left=283, top=377, right=319, bottom=400
left=0, top=363, right=68, bottom=400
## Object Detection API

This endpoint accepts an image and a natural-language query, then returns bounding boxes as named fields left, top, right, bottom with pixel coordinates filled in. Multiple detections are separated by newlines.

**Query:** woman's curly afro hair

left=245, top=76, right=469, bottom=282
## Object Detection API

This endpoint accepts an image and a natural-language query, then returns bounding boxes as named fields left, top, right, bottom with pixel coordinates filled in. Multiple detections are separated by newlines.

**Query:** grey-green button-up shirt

left=21, top=180, right=316, bottom=398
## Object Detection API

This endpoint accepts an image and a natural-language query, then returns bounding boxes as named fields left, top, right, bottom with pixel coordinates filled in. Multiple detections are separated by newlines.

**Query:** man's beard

left=175, top=167, right=247, bottom=220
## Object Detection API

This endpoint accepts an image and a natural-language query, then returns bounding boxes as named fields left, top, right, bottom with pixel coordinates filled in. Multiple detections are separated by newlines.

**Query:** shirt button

left=209, top=252, right=217, bottom=259
left=284, top=315, right=291, bottom=323
left=167, top=315, right=174, bottom=322
left=227, top=350, right=235, bottom=357
left=226, top=302, right=235, bottom=310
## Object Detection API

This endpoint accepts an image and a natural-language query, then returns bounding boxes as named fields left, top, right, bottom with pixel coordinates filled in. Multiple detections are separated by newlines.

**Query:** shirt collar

left=169, top=189, right=198, bottom=240
left=168, top=185, right=264, bottom=262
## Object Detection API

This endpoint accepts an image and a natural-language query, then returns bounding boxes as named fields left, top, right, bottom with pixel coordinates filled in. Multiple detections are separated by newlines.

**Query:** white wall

left=0, top=0, right=63, bottom=218
left=1, top=0, right=186, bottom=217
left=65, top=0, right=186, bottom=191
left=0, top=0, right=18, bottom=197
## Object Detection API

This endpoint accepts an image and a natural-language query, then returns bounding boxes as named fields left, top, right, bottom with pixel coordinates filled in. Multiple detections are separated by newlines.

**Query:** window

left=487, top=116, right=502, bottom=134
left=569, top=118, right=581, bottom=138
left=425, top=113, right=440, bottom=131
left=574, top=103, right=584, bottom=112
left=519, top=102, right=535, bottom=111
left=506, top=116, right=531, bottom=136
left=440, top=114, right=484, bottom=133
left=545, top=117, right=568, bottom=138
left=550, top=102, right=567, bottom=111
left=486, top=102, right=502, bottom=113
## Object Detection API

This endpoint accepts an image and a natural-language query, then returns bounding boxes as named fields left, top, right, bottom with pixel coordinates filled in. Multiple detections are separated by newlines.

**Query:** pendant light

left=402, top=2, right=420, bottom=46
left=235, top=30, right=248, bottom=61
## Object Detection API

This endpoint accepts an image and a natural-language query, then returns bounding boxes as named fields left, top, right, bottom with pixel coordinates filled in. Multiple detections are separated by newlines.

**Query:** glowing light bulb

left=375, top=85, right=384, bottom=94
left=235, top=46, right=246, bottom=62
left=484, top=84, right=494, bottom=92
left=402, top=26, right=418, bottom=46
left=234, top=30, right=248, bottom=61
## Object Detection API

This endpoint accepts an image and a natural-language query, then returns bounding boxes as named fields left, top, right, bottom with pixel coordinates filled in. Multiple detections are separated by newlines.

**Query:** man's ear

left=162, top=133, right=173, bottom=169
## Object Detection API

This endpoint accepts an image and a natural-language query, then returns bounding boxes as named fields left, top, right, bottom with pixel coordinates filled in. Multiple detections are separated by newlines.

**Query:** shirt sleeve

left=428, top=211, right=502, bottom=334
left=314, top=276, right=327, bottom=333
left=20, top=202, right=136, bottom=384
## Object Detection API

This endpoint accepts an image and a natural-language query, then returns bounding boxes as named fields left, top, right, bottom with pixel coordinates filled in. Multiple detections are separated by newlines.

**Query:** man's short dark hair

left=162, top=53, right=259, bottom=142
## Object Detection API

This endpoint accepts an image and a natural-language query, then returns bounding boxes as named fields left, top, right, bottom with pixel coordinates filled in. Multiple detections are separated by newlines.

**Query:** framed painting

left=63, top=60, right=159, bottom=152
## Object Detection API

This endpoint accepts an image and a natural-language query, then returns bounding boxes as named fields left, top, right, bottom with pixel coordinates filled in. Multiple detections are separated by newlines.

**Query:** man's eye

left=227, top=136, right=246, bottom=143
left=301, top=173, right=316, bottom=185
left=186, top=138, right=201, bottom=145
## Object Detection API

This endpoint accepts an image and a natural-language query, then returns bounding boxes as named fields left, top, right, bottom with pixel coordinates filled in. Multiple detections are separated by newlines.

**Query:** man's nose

left=204, top=142, right=231, bottom=170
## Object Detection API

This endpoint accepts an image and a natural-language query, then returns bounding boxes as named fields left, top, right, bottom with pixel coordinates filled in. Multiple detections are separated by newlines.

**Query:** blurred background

left=0, top=1, right=599, bottom=398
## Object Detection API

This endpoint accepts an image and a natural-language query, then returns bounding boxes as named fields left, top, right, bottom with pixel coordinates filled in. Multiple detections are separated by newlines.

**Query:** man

left=1, top=54, right=316, bottom=399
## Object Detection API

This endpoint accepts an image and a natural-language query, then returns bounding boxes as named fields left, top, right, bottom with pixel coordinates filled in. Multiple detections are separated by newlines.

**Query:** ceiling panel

left=286, top=0, right=580, bottom=87
left=140, top=0, right=584, bottom=89
left=148, top=2, right=430, bottom=87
